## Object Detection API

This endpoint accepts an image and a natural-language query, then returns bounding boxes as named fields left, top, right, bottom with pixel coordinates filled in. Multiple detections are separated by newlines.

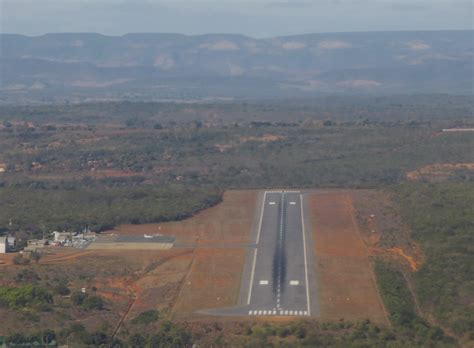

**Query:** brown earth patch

left=171, top=247, right=246, bottom=319
left=352, top=189, right=423, bottom=272
left=240, top=135, right=285, bottom=143
left=87, top=169, right=143, bottom=178
left=102, top=190, right=257, bottom=328
left=0, top=253, right=15, bottom=266
left=109, top=190, right=257, bottom=245
left=309, top=191, right=389, bottom=325
left=368, top=247, right=421, bottom=272
left=406, top=163, right=474, bottom=181
left=215, top=134, right=285, bottom=152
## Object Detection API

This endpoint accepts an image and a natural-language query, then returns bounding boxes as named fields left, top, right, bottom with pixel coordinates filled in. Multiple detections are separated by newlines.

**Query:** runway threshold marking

left=249, top=309, right=310, bottom=316
left=247, top=191, right=268, bottom=305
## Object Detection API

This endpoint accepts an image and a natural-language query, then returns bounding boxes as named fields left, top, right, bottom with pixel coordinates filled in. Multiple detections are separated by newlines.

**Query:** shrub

left=82, top=295, right=104, bottom=311
left=53, top=283, right=71, bottom=296
left=30, top=251, right=42, bottom=263
left=131, top=309, right=160, bottom=325
left=13, top=254, right=30, bottom=265
left=129, top=334, right=147, bottom=347
left=148, top=321, right=192, bottom=348
left=15, top=269, right=40, bottom=283
left=71, top=291, right=87, bottom=306
left=0, top=285, right=53, bottom=309
left=84, top=332, right=109, bottom=346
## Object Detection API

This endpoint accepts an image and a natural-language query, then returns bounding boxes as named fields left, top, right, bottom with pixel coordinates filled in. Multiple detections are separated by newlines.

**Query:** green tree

left=82, top=295, right=105, bottom=311
left=129, top=334, right=146, bottom=347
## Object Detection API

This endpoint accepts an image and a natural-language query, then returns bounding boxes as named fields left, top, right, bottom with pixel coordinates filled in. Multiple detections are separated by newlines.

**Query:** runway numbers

left=248, top=309, right=309, bottom=316
left=290, top=280, right=300, bottom=285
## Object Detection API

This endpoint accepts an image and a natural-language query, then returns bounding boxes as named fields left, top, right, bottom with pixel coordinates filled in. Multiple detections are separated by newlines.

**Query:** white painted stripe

left=269, top=201, right=276, bottom=205
left=300, top=194, right=311, bottom=316
left=290, top=280, right=299, bottom=285
left=299, top=311, right=303, bottom=316
left=247, top=191, right=267, bottom=305
left=289, top=310, right=293, bottom=315
left=258, top=310, right=262, bottom=315
left=284, top=310, right=288, bottom=315
left=247, top=249, right=258, bottom=305
left=273, top=310, right=276, bottom=315
left=290, top=201, right=296, bottom=205
left=256, top=192, right=267, bottom=245
left=263, top=310, right=267, bottom=315
left=259, top=280, right=269, bottom=285
left=304, top=311, right=308, bottom=316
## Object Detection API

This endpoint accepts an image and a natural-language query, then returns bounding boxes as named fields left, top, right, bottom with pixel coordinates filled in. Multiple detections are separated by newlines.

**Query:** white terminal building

left=0, top=236, right=6, bottom=253
left=0, top=236, right=15, bottom=253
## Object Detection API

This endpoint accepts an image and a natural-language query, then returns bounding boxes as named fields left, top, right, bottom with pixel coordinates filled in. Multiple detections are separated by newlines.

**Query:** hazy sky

left=1, top=0, right=472, bottom=37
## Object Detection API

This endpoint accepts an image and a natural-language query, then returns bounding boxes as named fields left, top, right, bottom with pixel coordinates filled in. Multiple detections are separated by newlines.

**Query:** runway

left=245, top=190, right=311, bottom=316
left=200, top=189, right=318, bottom=318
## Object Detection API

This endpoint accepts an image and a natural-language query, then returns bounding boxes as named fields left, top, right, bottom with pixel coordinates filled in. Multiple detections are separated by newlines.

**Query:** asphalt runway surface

left=201, top=190, right=318, bottom=318
left=245, top=190, right=311, bottom=316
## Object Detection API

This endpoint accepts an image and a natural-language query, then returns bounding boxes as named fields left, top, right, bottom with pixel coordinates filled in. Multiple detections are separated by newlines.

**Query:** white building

left=7, top=236, right=16, bottom=250
left=53, top=231, right=72, bottom=242
left=0, top=236, right=6, bottom=253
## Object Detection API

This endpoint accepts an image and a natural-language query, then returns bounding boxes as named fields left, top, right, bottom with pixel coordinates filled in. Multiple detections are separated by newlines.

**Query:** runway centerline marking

left=290, top=280, right=300, bottom=285
left=259, top=280, right=269, bottom=285
left=275, top=191, right=285, bottom=309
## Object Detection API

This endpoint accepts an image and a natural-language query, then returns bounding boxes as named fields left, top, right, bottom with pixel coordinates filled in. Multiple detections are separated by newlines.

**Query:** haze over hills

left=0, top=30, right=472, bottom=103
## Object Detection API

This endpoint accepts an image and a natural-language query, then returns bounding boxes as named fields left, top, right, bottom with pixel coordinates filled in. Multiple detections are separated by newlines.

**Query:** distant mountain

left=0, top=31, right=472, bottom=102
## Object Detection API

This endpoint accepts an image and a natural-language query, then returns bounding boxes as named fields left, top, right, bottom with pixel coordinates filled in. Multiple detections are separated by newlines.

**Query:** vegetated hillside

left=0, top=95, right=473, bottom=234
left=393, top=182, right=474, bottom=341
left=0, top=30, right=472, bottom=103
left=372, top=180, right=474, bottom=347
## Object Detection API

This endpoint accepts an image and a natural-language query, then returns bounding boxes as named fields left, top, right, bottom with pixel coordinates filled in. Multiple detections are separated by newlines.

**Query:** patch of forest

left=391, top=182, right=474, bottom=344
left=0, top=96, right=473, bottom=234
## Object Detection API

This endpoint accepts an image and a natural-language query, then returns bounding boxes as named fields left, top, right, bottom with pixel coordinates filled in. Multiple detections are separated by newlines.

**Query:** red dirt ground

left=406, top=162, right=474, bottom=181
left=309, top=190, right=390, bottom=325
left=110, top=190, right=258, bottom=323
left=171, top=247, right=246, bottom=319
left=108, top=190, right=257, bottom=245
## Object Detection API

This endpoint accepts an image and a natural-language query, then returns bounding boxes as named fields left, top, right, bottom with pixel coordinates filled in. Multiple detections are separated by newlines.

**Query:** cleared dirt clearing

left=309, top=191, right=389, bottom=325
left=110, top=190, right=258, bottom=320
